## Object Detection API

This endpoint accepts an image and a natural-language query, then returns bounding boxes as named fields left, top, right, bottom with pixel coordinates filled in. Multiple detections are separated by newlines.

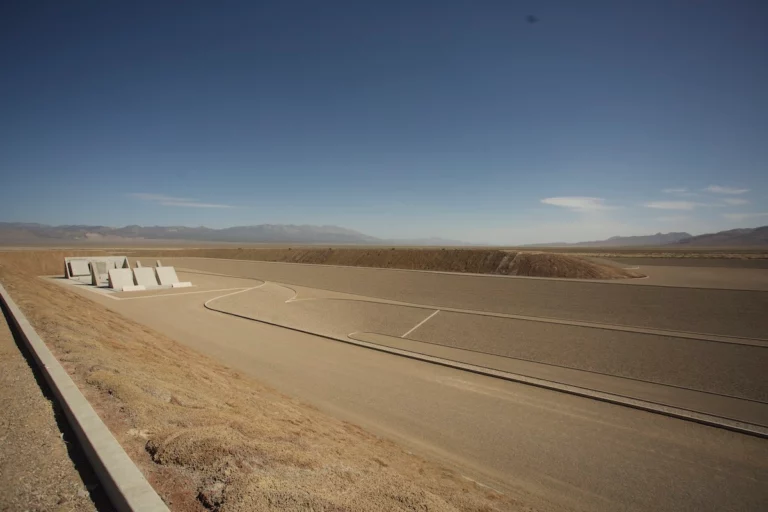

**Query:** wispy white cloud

left=128, top=193, right=233, bottom=208
left=722, top=198, right=749, bottom=206
left=540, top=197, right=613, bottom=211
left=160, top=201, right=233, bottom=209
left=705, top=185, right=749, bottom=195
left=661, top=187, right=699, bottom=197
left=655, top=215, right=691, bottom=223
left=724, top=212, right=768, bottom=221
left=128, top=193, right=192, bottom=202
left=644, top=201, right=698, bottom=210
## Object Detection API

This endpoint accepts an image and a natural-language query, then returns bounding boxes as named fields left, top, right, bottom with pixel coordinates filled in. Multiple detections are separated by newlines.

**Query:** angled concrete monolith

left=133, top=267, right=158, bottom=287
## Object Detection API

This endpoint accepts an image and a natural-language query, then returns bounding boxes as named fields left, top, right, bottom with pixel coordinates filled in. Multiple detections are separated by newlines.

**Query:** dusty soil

left=0, top=254, right=532, bottom=511
left=0, top=303, right=100, bottom=511
left=121, top=248, right=644, bottom=279
left=0, top=247, right=644, bottom=279
left=0, top=249, right=112, bottom=276
left=565, top=251, right=768, bottom=260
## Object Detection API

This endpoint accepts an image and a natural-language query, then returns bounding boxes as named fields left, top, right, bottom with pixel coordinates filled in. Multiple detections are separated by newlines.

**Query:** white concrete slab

left=135, top=261, right=142, bottom=268
left=154, top=266, right=179, bottom=286
left=90, top=262, right=101, bottom=286
left=171, top=282, right=193, bottom=288
left=121, top=285, right=146, bottom=292
left=108, top=269, right=134, bottom=290
left=69, top=260, right=91, bottom=277
left=133, top=267, right=158, bottom=287
left=156, top=260, right=162, bottom=267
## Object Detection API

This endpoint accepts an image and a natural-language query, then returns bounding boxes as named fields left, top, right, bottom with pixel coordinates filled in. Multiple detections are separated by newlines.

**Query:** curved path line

left=185, top=270, right=767, bottom=348
left=199, top=288, right=767, bottom=438
left=203, top=283, right=266, bottom=308
left=202, top=286, right=767, bottom=405
left=119, top=287, right=251, bottom=301
left=262, top=284, right=768, bottom=404
left=298, top=295, right=768, bottom=348
left=358, top=329, right=768, bottom=406
left=344, top=331, right=768, bottom=439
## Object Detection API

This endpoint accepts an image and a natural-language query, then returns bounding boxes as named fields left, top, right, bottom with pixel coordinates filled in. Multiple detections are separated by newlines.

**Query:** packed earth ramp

left=126, top=248, right=645, bottom=279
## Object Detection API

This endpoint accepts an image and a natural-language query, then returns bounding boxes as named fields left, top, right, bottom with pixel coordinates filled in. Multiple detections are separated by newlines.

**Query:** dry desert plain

left=2, top=247, right=768, bottom=512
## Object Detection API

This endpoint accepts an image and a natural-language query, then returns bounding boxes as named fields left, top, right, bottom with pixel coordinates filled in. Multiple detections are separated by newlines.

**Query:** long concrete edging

left=203, top=299, right=768, bottom=440
left=0, top=283, right=169, bottom=512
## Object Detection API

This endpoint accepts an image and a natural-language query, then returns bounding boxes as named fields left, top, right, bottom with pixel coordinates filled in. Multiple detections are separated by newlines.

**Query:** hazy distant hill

left=0, top=222, right=467, bottom=246
left=528, top=232, right=692, bottom=247
left=528, top=226, right=768, bottom=247
left=674, top=226, right=768, bottom=246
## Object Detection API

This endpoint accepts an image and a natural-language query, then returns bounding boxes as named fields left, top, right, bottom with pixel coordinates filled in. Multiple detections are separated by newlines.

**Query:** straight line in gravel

left=402, top=310, right=440, bottom=338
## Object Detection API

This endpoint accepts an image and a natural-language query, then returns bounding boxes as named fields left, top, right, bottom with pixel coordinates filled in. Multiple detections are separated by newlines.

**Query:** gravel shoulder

left=0, top=305, right=102, bottom=511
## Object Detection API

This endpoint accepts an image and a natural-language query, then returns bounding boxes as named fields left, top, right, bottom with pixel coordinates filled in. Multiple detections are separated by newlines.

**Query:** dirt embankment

left=128, top=248, right=644, bottom=279
left=0, top=259, right=529, bottom=511
left=0, top=249, right=112, bottom=276
left=1, top=247, right=644, bottom=280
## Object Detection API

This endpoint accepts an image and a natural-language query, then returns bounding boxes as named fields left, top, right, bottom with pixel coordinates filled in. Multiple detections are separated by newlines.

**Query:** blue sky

left=1, top=1, right=766, bottom=244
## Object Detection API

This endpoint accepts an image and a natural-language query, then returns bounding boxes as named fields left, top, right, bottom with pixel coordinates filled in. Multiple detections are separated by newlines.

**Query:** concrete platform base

left=121, top=285, right=147, bottom=292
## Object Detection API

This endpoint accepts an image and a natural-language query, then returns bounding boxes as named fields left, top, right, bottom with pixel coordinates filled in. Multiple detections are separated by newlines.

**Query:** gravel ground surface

left=0, top=308, right=105, bottom=512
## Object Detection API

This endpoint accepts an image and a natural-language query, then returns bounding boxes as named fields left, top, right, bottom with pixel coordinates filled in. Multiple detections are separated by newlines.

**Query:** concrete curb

left=0, top=283, right=169, bottom=512
left=204, top=299, right=768, bottom=440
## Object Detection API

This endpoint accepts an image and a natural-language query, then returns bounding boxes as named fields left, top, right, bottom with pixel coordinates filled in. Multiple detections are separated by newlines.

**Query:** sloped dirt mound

left=146, top=247, right=510, bottom=274
left=131, top=248, right=645, bottom=279
left=495, top=252, right=644, bottom=279
left=1, top=247, right=644, bottom=280
left=0, top=249, right=110, bottom=276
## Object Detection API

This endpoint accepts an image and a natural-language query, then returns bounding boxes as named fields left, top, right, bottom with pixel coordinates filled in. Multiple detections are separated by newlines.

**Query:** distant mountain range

left=528, top=232, right=693, bottom=247
left=1, top=222, right=766, bottom=247
left=0, top=222, right=468, bottom=246
left=528, top=226, right=768, bottom=247
left=675, top=226, right=768, bottom=247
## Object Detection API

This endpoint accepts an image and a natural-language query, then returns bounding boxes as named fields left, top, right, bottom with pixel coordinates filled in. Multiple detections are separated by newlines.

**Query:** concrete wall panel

left=68, top=260, right=91, bottom=276
left=108, top=269, right=134, bottom=290
left=133, top=267, right=158, bottom=287
left=154, top=266, right=179, bottom=286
